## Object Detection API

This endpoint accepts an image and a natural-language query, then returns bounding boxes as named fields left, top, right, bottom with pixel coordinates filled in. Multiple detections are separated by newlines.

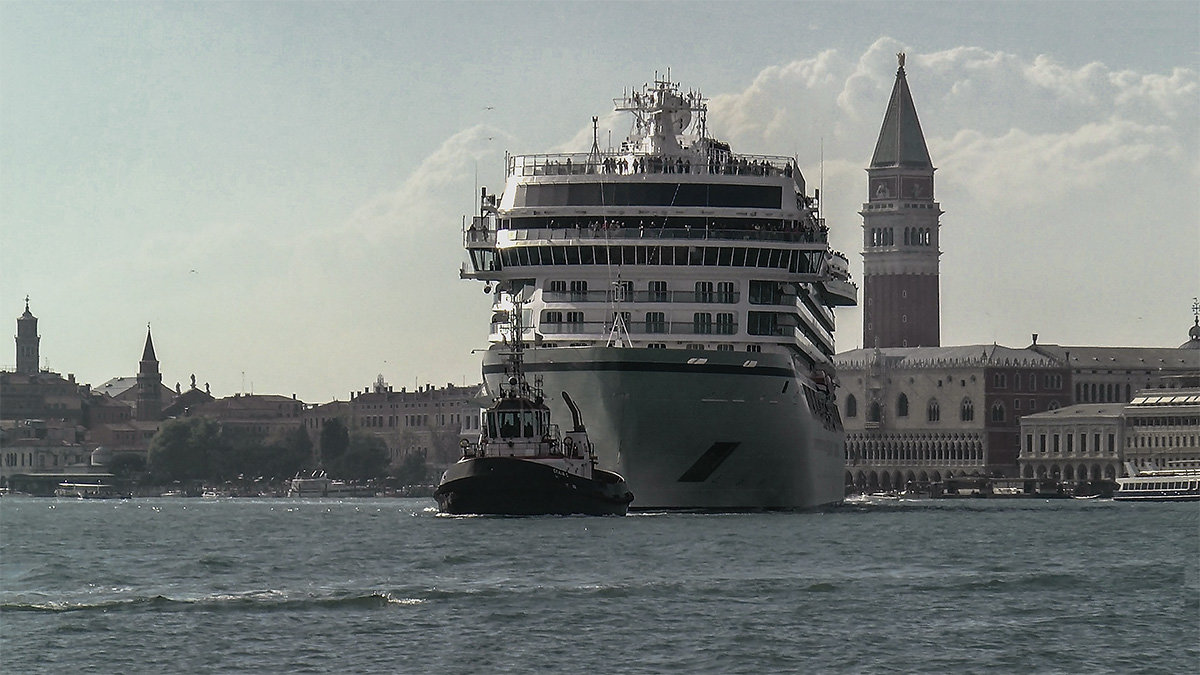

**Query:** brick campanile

left=861, top=53, right=942, bottom=348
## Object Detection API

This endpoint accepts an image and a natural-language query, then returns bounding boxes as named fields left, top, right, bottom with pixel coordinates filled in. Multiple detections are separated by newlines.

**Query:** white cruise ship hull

left=484, top=346, right=845, bottom=509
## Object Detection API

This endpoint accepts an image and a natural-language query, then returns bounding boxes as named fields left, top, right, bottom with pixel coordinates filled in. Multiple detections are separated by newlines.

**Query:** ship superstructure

left=461, top=76, right=856, bottom=508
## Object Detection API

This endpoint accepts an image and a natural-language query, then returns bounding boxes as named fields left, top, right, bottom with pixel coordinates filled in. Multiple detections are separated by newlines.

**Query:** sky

left=2, top=1, right=1197, bottom=404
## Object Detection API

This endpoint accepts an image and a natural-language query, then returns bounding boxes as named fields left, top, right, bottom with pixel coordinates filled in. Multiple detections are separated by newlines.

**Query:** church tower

left=861, top=53, right=942, bottom=348
left=136, top=325, right=163, bottom=422
left=15, top=296, right=40, bottom=375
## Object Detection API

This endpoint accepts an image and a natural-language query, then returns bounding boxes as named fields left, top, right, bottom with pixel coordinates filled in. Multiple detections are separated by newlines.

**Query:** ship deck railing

left=466, top=222, right=829, bottom=247
left=508, top=151, right=797, bottom=179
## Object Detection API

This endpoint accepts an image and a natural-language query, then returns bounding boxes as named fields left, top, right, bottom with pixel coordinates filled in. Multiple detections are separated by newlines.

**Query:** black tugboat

left=434, top=289, right=634, bottom=516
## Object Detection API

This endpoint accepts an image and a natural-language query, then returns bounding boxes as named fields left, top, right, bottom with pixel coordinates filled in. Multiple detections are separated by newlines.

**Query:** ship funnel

left=561, top=391, right=586, bottom=432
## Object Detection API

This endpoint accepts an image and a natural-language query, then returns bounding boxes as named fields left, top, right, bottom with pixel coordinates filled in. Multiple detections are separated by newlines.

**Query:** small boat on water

left=287, top=472, right=373, bottom=498
left=1114, top=461, right=1200, bottom=502
left=55, top=481, right=119, bottom=499
left=435, top=288, right=634, bottom=516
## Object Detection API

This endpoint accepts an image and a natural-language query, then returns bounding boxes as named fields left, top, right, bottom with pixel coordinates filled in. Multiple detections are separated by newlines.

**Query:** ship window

left=648, top=281, right=668, bottom=302
left=674, top=246, right=689, bottom=265
left=695, top=281, right=714, bottom=303
left=717, top=344, right=734, bottom=351
left=716, top=281, right=736, bottom=303
left=693, top=313, right=713, bottom=334
left=732, top=248, right=747, bottom=266
left=747, top=311, right=778, bottom=336
left=569, top=280, right=588, bottom=300
left=613, top=280, right=633, bottom=302
left=718, top=247, right=733, bottom=266
left=580, top=247, right=594, bottom=264
left=703, top=247, right=719, bottom=265
left=716, top=313, right=736, bottom=335
left=647, top=343, right=667, bottom=349
left=566, top=247, right=580, bottom=265
left=645, top=312, right=666, bottom=333
left=551, top=247, right=566, bottom=265
left=548, top=280, right=566, bottom=293
left=749, top=281, right=781, bottom=305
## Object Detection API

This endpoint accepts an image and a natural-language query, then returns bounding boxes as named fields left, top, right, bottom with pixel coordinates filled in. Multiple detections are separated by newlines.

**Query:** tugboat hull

left=435, top=457, right=633, bottom=516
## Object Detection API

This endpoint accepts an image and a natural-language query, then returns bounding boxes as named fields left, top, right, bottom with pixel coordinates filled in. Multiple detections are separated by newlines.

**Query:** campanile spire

left=860, top=53, right=942, bottom=348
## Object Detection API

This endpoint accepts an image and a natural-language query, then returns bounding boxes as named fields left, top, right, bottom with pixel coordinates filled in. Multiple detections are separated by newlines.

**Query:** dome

left=1181, top=318, right=1200, bottom=350
left=90, top=446, right=113, bottom=467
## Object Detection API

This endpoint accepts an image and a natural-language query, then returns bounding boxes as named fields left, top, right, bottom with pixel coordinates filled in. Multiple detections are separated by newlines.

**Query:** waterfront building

left=1028, top=326, right=1200, bottom=404
left=304, top=378, right=484, bottom=468
left=836, top=344, right=1070, bottom=490
left=861, top=54, right=941, bottom=349
left=1122, top=387, right=1200, bottom=471
left=189, top=393, right=307, bottom=438
left=1, top=299, right=89, bottom=425
left=1018, top=403, right=1123, bottom=481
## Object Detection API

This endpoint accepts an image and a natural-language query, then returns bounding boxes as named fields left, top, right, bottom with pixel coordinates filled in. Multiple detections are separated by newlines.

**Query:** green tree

left=391, top=451, right=429, bottom=486
left=148, top=417, right=225, bottom=483
left=319, top=418, right=349, bottom=468
left=329, top=431, right=389, bottom=481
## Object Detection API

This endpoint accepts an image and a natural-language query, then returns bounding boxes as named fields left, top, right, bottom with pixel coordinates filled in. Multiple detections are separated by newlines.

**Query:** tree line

left=146, top=417, right=424, bottom=485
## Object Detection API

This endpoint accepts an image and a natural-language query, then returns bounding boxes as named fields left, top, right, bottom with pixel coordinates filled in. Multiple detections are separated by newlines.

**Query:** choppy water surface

left=2, top=497, right=1197, bottom=673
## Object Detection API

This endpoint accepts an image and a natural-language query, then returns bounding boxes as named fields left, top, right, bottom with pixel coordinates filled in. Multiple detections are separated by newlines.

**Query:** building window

left=897, top=394, right=909, bottom=417
left=991, top=402, right=1006, bottom=422
left=867, top=401, right=881, bottom=423
left=993, top=373, right=1007, bottom=388
left=927, top=399, right=940, bottom=422
left=961, top=398, right=974, bottom=421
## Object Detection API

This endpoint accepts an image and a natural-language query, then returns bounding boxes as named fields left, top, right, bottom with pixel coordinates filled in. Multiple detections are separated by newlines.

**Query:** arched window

left=897, top=394, right=909, bottom=417
left=927, top=399, right=940, bottom=422
left=961, top=398, right=974, bottom=421
left=845, top=394, right=857, bottom=418
left=991, top=402, right=1006, bottom=422
left=867, top=401, right=882, bottom=423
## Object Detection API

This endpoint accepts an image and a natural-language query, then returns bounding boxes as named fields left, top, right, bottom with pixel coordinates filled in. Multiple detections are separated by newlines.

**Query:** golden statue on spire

left=897, top=52, right=906, bottom=69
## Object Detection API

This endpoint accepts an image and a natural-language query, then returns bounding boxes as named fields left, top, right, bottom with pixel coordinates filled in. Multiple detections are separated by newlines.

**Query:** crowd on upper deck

left=531, top=153, right=795, bottom=179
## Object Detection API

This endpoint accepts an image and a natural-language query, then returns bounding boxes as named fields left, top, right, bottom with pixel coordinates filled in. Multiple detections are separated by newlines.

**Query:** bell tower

left=136, top=325, right=162, bottom=422
left=861, top=53, right=942, bottom=348
left=15, top=296, right=40, bottom=375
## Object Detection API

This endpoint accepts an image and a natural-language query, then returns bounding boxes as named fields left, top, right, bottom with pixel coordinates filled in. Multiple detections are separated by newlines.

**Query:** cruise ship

left=461, top=75, right=857, bottom=508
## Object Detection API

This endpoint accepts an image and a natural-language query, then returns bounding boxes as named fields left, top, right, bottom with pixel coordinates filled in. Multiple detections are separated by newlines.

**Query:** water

left=1, top=497, right=1196, bottom=674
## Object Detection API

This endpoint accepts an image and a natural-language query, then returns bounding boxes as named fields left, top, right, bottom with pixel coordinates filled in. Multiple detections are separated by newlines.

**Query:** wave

left=0, top=590, right=424, bottom=614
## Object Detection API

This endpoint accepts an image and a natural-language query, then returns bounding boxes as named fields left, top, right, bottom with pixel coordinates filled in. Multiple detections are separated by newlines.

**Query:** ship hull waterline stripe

left=482, top=360, right=796, bottom=378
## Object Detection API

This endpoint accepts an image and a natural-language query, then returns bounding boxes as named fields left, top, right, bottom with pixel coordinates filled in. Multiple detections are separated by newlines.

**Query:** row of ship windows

left=479, top=245, right=822, bottom=273
left=1122, top=481, right=1199, bottom=491
left=544, top=279, right=788, bottom=305
left=1029, top=433, right=1117, bottom=454
left=539, top=310, right=790, bottom=338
